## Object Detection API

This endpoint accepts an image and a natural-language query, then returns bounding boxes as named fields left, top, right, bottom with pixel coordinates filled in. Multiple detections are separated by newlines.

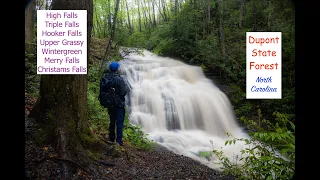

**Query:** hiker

left=99, top=61, right=129, bottom=146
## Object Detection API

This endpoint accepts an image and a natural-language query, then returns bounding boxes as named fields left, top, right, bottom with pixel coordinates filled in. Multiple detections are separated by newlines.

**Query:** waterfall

left=118, top=49, right=249, bottom=171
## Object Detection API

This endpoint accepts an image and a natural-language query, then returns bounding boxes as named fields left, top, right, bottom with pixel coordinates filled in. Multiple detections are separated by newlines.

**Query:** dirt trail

left=25, top=116, right=236, bottom=179
left=25, top=94, right=235, bottom=180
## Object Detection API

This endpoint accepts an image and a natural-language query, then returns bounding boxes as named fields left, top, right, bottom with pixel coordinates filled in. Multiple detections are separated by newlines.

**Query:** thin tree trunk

left=154, top=0, right=165, bottom=21
left=207, top=0, right=211, bottom=34
left=137, top=0, right=142, bottom=31
left=179, top=0, right=182, bottom=10
left=108, top=0, right=112, bottom=32
left=145, top=0, right=153, bottom=28
left=45, top=0, right=49, bottom=9
left=161, top=0, right=169, bottom=21
left=252, top=0, right=257, bottom=31
left=101, top=0, right=121, bottom=71
left=119, top=2, right=123, bottom=26
left=152, top=0, right=157, bottom=27
left=141, top=0, right=149, bottom=29
left=174, top=0, right=178, bottom=15
left=219, top=0, right=226, bottom=61
left=126, top=0, right=132, bottom=34
left=25, top=0, right=36, bottom=43
left=94, top=5, right=102, bottom=38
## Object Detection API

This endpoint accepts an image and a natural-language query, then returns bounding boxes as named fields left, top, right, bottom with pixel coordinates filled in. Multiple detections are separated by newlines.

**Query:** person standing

left=99, top=61, right=128, bottom=146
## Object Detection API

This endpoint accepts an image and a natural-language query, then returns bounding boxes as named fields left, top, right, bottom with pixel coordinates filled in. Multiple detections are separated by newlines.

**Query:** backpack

left=98, top=75, right=116, bottom=107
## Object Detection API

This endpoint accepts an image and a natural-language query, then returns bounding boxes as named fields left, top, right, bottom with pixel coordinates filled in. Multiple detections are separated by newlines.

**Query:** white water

left=118, top=49, right=250, bottom=171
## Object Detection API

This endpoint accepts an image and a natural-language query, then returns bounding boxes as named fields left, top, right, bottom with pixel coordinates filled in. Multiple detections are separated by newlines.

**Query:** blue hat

left=109, top=61, right=120, bottom=71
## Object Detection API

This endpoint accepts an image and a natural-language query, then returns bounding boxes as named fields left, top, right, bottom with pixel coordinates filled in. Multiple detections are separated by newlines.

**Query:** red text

left=250, top=62, right=279, bottom=70
left=252, top=49, right=277, bottom=57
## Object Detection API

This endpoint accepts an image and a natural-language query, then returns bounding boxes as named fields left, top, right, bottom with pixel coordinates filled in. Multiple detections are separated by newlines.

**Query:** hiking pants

left=108, top=107, right=125, bottom=143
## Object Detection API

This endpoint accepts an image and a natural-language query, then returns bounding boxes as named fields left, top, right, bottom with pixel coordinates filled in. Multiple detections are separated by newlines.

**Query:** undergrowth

left=199, top=111, right=295, bottom=180
left=88, top=63, right=155, bottom=151
left=25, top=44, right=40, bottom=97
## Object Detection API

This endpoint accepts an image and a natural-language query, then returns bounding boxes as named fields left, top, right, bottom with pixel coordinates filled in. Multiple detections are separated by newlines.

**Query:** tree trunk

left=137, top=0, right=142, bottom=31
left=174, top=0, right=178, bottom=15
left=219, top=0, right=226, bottom=61
left=94, top=5, right=102, bottom=38
left=25, top=0, right=36, bottom=49
left=32, top=0, right=94, bottom=178
left=207, top=0, right=211, bottom=34
left=161, top=0, right=169, bottom=21
left=101, top=0, right=121, bottom=71
left=119, top=3, right=123, bottom=26
left=110, top=0, right=121, bottom=43
left=108, top=0, right=112, bottom=32
left=252, top=0, right=257, bottom=31
left=154, top=0, right=165, bottom=21
left=46, top=0, right=49, bottom=9
left=126, top=0, right=132, bottom=34
left=145, top=0, right=153, bottom=28
left=152, top=0, right=157, bottom=27
left=141, top=0, right=148, bottom=29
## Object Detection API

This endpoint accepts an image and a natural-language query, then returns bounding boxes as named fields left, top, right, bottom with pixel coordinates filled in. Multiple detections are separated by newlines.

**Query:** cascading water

left=118, top=49, right=250, bottom=171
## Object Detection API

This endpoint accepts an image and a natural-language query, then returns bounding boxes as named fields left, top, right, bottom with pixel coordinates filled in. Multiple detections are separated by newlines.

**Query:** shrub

left=212, top=112, right=295, bottom=180
left=123, top=117, right=155, bottom=151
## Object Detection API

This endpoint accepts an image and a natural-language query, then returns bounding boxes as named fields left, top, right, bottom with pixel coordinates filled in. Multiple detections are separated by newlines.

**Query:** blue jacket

left=103, top=71, right=129, bottom=107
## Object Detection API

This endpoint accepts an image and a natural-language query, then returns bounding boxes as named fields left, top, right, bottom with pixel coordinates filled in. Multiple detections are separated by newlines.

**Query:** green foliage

left=229, top=82, right=295, bottom=123
left=93, top=0, right=295, bottom=96
left=229, top=84, right=246, bottom=105
left=33, top=126, right=47, bottom=146
left=195, top=34, right=221, bottom=67
left=88, top=63, right=103, bottom=82
left=115, top=26, right=131, bottom=46
left=147, top=23, right=175, bottom=56
left=90, top=0, right=296, bottom=170
left=170, top=4, right=204, bottom=61
left=127, top=31, right=148, bottom=48
left=87, top=61, right=154, bottom=150
left=153, top=38, right=175, bottom=56
left=235, top=102, right=255, bottom=118
left=25, top=51, right=40, bottom=97
left=123, top=118, right=155, bottom=151
left=212, top=112, right=295, bottom=180
left=259, top=88, right=295, bottom=118
left=87, top=63, right=111, bottom=138
left=228, top=85, right=259, bottom=119
left=199, top=151, right=213, bottom=160
left=134, top=0, right=295, bottom=90
left=87, top=80, right=109, bottom=138
left=147, top=23, right=172, bottom=50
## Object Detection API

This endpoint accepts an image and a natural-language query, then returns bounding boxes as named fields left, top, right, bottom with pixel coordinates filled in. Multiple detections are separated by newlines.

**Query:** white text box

left=37, top=10, right=87, bottom=74
left=246, top=32, right=282, bottom=99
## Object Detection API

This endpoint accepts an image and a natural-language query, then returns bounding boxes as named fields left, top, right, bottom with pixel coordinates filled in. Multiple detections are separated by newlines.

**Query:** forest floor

left=25, top=93, right=236, bottom=180
left=25, top=38, right=237, bottom=179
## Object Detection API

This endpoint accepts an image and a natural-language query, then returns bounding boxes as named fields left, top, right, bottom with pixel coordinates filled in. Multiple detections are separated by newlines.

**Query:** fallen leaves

left=43, top=146, right=49, bottom=152
left=25, top=92, right=38, bottom=116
